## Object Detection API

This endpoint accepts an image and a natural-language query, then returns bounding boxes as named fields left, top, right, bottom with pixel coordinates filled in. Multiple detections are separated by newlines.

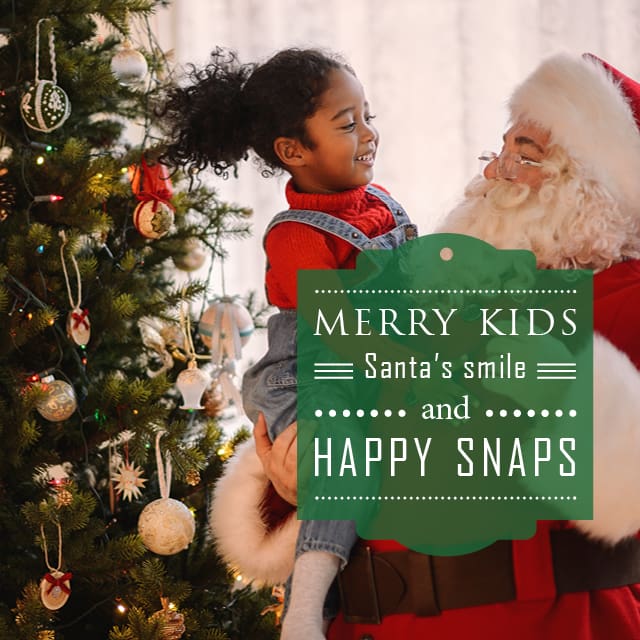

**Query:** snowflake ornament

left=113, top=460, right=147, bottom=501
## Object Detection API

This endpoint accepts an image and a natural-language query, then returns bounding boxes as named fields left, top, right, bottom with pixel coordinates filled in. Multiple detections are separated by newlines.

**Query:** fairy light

left=36, top=155, right=45, bottom=165
left=29, top=141, right=54, bottom=152
left=33, top=194, right=63, bottom=203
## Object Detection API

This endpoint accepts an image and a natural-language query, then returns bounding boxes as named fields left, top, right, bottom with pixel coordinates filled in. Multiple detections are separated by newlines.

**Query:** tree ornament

left=139, top=317, right=186, bottom=377
left=185, top=469, right=200, bottom=486
left=20, top=20, right=70, bottom=133
left=198, top=297, right=254, bottom=361
left=59, top=231, right=90, bottom=346
left=133, top=199, right=174, bottom=239
left=39, top=522, right=72, bottom=610
left=113, top=459, right=147, bottom=501
left=36, top=376, right=77, bottom=422
left=55, top=488, right=73, bottom=508
left=110, top=39, right=148, bottom=86
left=130, top=157, right=175, bottom=239
left=176, top=360, right=211, bottom=410
left=150, top=597, right=186, bottom=640
left=0, top=169, right=15, bottom=221
left=201, top=384, right=224, bottom=418
left=172, top=238, right=207, bottom=272
left=175, top=301, right=211, bottom=410
left=213, top=359, right=243, bottom=410
left=261, top=585, right=286, bottom=626
left=37, top=631, right=55, bottom=640
left=138, top=433, right=195, bottom=555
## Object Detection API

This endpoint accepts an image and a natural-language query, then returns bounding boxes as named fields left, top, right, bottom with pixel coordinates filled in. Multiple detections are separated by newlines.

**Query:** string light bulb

left=33, top=194, right=63, bottom=203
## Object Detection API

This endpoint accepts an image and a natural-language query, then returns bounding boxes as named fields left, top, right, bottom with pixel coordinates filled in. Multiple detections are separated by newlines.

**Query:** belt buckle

left=338, top=545, right=381, bottom=624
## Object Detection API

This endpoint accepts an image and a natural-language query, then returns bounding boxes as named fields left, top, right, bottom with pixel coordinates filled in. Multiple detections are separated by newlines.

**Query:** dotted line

left=313, top=289, right=578, bottom=295
left=314, top=408, right=406, bottom=418
left=314, top=495, right=578, bottom=501
left=485, top=408, right=577, bottom=418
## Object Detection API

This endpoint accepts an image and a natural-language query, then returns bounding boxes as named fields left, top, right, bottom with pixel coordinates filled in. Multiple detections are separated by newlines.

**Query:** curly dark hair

left=159, top=47, right=352, bottom=176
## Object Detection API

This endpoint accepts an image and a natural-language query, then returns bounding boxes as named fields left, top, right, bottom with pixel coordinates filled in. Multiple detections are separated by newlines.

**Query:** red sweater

left=328, top=260, right=640, bottom=640
left=264, top=181, right=396, bottom=308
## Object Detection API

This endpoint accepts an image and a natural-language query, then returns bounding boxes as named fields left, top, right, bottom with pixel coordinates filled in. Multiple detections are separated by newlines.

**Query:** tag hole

left=440, top=247, right=453, bottom=261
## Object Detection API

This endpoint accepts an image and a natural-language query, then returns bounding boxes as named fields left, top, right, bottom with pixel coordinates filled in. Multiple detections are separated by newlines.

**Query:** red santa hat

left=507, top=53, right=640, bottom=214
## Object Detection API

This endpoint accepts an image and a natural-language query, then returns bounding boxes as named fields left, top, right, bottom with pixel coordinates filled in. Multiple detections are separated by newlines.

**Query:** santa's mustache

left=462, top=175, right=533, bottom=211
left=438, top=169, right=640, bottom=271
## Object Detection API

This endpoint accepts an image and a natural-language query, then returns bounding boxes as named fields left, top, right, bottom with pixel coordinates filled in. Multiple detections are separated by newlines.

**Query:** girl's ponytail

left=160, top=48, right=253, bottom=175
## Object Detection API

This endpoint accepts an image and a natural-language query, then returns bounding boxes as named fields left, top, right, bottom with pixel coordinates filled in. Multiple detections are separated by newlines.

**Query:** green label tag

left=297, top=234, right=593, bottom=555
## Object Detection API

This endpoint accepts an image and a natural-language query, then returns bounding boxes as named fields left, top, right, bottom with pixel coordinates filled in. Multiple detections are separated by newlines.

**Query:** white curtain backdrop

left=146, top=0, right=640, bottom=420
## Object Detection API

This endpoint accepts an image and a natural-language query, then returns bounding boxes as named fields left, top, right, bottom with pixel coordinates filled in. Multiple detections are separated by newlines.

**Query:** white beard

left=438, top=173, right=640, bottom=271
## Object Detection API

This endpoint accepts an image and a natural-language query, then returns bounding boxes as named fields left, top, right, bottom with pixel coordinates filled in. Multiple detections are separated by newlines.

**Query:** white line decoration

left=314, top=362, right=354, bottom=380
left=536, top=362, right=577, bottom=380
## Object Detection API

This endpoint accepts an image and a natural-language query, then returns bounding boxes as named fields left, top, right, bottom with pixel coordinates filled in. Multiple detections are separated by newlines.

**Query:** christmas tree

left=0, top=2, right=278, bottom=638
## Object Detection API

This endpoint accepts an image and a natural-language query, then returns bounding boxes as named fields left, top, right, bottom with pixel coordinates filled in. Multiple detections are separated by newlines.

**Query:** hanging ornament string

left=59, top=231, right=82, bottom=313
left=40, top=521, right=63, bottom=573
left=35, top=18, right=57, bottom=85
left=155, top=431, right=172, bottom=500
left=179, top=298, right=209, bottom=363
left=59, top=231, right=90, bottom=345
left=108, top=438, right=116, bottom=513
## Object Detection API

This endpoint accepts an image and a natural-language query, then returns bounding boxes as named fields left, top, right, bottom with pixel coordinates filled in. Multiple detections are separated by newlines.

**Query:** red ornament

left=129, top=157, right=175, bottom=239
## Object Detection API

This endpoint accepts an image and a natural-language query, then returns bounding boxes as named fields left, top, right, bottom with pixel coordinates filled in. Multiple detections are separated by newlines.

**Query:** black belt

left=338, top=530, right=640, bottom=624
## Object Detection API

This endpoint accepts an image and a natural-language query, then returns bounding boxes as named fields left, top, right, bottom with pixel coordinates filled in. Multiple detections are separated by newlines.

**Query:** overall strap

left=364, top=184, right=412, bottom=225
left=263, top=209, right=374, bottom=250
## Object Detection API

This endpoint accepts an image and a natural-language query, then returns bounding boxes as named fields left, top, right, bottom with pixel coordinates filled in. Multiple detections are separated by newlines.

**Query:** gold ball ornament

left=110, top=40, right=148, bottom=86
left=37, top=631, right=55, bottom=640
left=138, top=498, right=195, bottom=555
left=20, top=80, right=71, bottom=132
left=172, top=238, right=207, bottom=272
left=185, top=469, right=200, bottom=486
left=133, top=200, right=174, bottom=239
left=36, top=378, right=77, bottom=422
left=151, top=598, right=186, bottom=640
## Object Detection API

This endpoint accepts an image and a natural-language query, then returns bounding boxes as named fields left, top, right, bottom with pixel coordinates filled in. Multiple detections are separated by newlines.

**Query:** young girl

left=161, top=46, right=417, bottom=639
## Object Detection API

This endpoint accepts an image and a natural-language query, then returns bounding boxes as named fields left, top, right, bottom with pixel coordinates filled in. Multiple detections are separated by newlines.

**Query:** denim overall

left=242, top=185, right=417, bottom=604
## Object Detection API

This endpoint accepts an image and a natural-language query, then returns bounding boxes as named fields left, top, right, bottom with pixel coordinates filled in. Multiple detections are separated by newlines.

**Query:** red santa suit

left=327, top=260, right=640, bottom=640
left=327, top=53, right=640, bottom=640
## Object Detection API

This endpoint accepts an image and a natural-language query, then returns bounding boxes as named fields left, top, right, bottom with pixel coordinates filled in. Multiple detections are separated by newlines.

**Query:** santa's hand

left=254, top=413, right=298, bottom=506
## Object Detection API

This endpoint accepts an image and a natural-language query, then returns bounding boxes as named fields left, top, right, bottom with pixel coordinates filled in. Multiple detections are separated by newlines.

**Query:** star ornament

left=113, top=461, right=147, bottom=501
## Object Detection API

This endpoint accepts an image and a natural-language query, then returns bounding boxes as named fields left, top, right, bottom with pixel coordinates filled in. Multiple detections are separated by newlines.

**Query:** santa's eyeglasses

left=478, top=150, right=543, bottom=180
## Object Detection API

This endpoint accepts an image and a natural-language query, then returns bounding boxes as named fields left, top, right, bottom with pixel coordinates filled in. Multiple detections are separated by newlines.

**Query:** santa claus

left=211, top=53, right=640, bottom=639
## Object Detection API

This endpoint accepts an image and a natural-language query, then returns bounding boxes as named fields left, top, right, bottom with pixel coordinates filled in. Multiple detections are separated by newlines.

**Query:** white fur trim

left=509, top=54, right=640, bottom=215
left=572, top=334, right=640, bottom=542
left=209, top=439, right=300, bottom=585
